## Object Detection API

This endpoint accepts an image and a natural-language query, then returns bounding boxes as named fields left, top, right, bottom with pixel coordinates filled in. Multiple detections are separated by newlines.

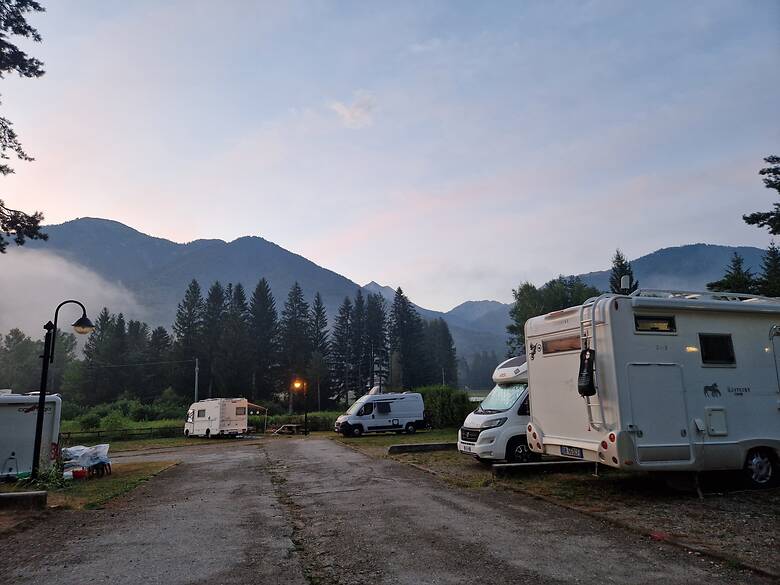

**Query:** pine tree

left=609, top=249, right=638, bottom=293
left=707, top=253, right=757, bottom=294
left=424, top=318, right=458, bottom=386
left=743, top=155, right=780, bottom=234
left=280, top=282, right=312, bottom=412
left=758, top=242, right=780, bottom=298
left=307, top=292, right=330, bottom=411
left=202, top=281, right=226, bottom=398
left=365, top=293, right=389, bottom=390
left=249, top=278, right=280, bottom=402
left=218, top=283, right=252, bottom=396
left=125, top=320, right=150, bottom=398
left=145, top=326, right=172, bottom=401
left=351, top=289, right=368, bottom=396
left=172, top=279, right=205, bottom=398
left=389, top=288, right=428, bottom=388
left=82, top=308, right=115, bottom=405
left=331, top=297, right=353, bottom=407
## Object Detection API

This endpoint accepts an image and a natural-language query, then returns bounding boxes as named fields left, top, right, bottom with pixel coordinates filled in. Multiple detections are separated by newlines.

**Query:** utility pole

left=194, top=358, right=199, bottom=402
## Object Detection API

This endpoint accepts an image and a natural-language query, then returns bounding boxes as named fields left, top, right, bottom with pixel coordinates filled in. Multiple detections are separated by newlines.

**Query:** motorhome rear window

left=542, top=335, right=581, bottom=354
left=699, top=334, right=736, bottom=365
left=376, top=402, right=392, bottom=414
left=634, top=316, right=676, bottom=333
left=235, top=407, right=246, bottom=415
left=197, top=409, right=206, bottom=418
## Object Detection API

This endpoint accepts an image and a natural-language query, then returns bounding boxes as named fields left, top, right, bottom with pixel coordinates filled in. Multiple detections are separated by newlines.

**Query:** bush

left=100, top=411, right=131, bottom=431
left=417, top=385, right=473, bottom=428
left=261, top=411, right=342, bottom=432
left=77, top=412, right=101, bottom=431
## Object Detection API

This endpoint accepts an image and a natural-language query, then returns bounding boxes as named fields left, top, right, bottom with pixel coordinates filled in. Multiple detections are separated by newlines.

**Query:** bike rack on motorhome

left=525, top=289, right=780, bottom=487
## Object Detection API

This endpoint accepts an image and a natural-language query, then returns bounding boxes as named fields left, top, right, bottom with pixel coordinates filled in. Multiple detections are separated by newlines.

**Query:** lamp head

left=72, top=314, right=95, bottom=335
left=293, top=380, right=303, bottom=390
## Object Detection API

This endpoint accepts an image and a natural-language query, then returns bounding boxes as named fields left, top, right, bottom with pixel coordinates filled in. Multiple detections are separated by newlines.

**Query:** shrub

left=77, top=412, right=101, bottom=431
left=100, top=411, right=131, bottom=431
left=417, top=385, right=473, bottom=428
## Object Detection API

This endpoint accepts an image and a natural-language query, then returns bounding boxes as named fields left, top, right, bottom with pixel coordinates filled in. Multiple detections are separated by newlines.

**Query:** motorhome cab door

left=770, top=326, right=780, bottom=390
left=627, top=363, right=692, bottom=464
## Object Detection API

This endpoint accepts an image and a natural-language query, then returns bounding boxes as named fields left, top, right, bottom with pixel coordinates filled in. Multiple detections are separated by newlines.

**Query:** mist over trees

left=0, top=278, right=458, bottom=413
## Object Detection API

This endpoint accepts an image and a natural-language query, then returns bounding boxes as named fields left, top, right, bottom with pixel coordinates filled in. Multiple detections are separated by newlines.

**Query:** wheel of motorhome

left=405, top=423, right=416, bottom=434
left=184, top=429, right=190, bottom=437
left=351, top=425, right=363, bottom=437
left=506, top=436, right=536, bottom=463
left=205, top=428, right=210, bottom=438
left=744, top=449, right=776, bottom=487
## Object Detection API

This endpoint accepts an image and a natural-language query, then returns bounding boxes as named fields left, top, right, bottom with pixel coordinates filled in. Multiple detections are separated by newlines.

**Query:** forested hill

left=25, top=218, right=509, bottom=360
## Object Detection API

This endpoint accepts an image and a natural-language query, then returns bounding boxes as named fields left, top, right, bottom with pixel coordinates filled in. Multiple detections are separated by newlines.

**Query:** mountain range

left=21, top=218, right=765, bottom=362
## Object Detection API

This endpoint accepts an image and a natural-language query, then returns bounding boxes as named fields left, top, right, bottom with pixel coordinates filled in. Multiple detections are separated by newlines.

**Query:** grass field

left=332, top=427, right=458, bottom=447
left=60, top=418, right=181, bottom=433
left=0, top=461, right=176, bottom=510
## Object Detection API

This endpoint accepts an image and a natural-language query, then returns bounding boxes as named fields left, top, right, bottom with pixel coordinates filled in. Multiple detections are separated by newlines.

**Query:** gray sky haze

left=2, top=1, right=778, bottom=310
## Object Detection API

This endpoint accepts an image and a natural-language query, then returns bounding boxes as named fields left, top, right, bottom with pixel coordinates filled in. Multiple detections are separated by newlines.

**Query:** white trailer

left=184, top=398, right=249, bottom=438
left=525, top=289, right=780, bottom=487
left=0, top=391, right=63, bottom=479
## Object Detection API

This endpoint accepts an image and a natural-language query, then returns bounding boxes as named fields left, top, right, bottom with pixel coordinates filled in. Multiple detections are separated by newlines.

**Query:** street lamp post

left=292, top=378, right=309, bottom=435
left=31, top=300, right=94, bottom=479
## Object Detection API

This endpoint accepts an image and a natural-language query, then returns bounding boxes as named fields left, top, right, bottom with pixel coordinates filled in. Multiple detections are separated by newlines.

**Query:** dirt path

left=0, top=438, right=770, bottom=584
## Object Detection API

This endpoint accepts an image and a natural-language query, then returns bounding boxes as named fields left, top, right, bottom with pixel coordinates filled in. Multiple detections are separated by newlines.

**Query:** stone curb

left=387, top=442, right=457, bottom=454
left=0, top=491, right=47, bottom=510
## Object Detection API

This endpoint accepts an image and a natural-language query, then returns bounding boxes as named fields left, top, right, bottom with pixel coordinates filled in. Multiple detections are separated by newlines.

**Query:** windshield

left=476, top=383, right=526, bottom=414
left=345, top=398, right=367, bottom=415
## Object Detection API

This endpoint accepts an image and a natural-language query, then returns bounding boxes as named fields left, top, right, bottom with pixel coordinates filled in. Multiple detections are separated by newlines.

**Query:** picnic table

left=272, top=424, right=308, bottom=435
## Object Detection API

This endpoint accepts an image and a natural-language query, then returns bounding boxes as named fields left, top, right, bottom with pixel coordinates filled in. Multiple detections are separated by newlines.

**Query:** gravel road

left=0, top=438, right=769, bottom=584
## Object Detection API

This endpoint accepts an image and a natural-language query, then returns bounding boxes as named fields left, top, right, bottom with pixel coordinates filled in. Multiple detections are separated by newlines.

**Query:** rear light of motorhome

left=608, top=433, right=616, bottom=443
left=612, top=457, right=618, bottom=464
left=532, top=432, right=537, bottom=440
left=527, top=424, right=532, bottom=432
left=536, top=442, right=541, bottom=450
left=624, top=460, right=634, bottom=466
left=600, top=441, right=608, bottom=450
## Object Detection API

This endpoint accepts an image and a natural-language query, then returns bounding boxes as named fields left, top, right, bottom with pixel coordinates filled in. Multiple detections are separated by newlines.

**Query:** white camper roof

left=492, top=356, right=527, bottom=384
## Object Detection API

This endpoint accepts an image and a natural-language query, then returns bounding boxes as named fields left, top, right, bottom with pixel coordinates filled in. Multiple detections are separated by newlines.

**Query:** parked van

left=335, top=392, right=425, bottom=436
left=0, top=391, right=62, bottom=478
left=184, top=398, right=248, bottom=438
left=525, top=289, right=780, bottom=487
left=458, top=356, right=537, bottom=462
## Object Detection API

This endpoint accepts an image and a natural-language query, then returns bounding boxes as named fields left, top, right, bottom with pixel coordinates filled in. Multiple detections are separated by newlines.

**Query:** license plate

left=460, top=444, right=472, bottom=453
left=560, top=445, right=583, bottom=458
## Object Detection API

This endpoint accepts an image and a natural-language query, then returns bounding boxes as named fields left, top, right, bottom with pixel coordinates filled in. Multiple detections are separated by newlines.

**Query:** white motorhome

left=0, top=391, right=62, bottom=479
left=184, top=398, right=249, bottom=438
left=334, top=392, right=425, bottom=436
left=458, top=356, right=538, bottom=463
left=525, top=289, right=780, bottom=486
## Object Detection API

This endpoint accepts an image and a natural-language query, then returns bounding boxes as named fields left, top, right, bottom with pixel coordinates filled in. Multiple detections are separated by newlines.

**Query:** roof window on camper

left=542, top=335, right=580, bottom=354
left=634, top=315, right=676, bottom=333
left=699, top=333, right=736, bottom=365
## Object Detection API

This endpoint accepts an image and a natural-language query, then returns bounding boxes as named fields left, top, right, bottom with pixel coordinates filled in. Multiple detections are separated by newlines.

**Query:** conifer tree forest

left=0, top=280, right=459, bottom=414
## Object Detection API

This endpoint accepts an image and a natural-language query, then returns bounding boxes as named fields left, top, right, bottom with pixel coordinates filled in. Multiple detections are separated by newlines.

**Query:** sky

left=2, top=0, right=779, bottom=311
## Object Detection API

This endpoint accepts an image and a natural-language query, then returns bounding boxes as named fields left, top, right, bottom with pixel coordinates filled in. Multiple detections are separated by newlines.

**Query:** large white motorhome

left=525, top=289, right=780, bottom=487
left=458, top=356, right=537, bottom=463
left=184, top=398, right=249, bottom=438
left=0, top=391, right=62, bottom=479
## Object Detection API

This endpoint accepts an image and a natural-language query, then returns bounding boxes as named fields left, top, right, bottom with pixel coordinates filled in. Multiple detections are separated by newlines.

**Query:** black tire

left=506, top=436, right=537, bottom=463
left=351, top=425, right=363, bottom=437
left=744, top=448, right=777, bottom=488
left=405, top=423, right=416, bottom=434
left=205, top=428, right=211, bottom=439
left=184, top=429, right=190, bottom=437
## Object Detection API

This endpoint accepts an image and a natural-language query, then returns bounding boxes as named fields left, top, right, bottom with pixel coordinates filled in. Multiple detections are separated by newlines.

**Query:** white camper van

left=0, top=391, right=62, bottom=478
left=184, top=398, right=249, bottom=438
left=458, top=356, right=537, bottom=462
left=334, top=392, right=425, bottom=436
left=525, top=289, right=780, bottom=486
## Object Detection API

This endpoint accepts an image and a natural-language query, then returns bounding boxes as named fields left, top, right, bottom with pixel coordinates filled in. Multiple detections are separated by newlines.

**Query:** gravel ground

left=0, top=438, right=772, bottom=584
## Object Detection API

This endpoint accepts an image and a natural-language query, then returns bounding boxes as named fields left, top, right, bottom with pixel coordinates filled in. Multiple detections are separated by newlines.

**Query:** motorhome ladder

left=579, top=296, right=608, bottom=430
